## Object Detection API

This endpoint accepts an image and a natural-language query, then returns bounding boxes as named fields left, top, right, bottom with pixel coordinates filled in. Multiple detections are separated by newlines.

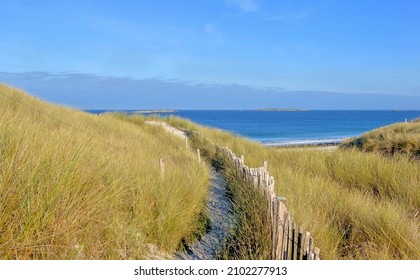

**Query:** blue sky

left=1, top=0, right=420, bottom=109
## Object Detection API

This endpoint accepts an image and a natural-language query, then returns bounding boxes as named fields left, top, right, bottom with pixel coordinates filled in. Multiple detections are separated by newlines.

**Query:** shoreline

left=264, top=141, right=341, bottom=152
left=261, top=139, right=344, bottom=148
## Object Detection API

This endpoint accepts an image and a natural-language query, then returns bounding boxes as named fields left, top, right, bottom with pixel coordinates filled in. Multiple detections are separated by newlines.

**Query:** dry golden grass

left=341, top=119, right=420, bottom=158
left=2, top=83, right=418, bottom=260
left=0, top=84, right=210, bottom=259
left=167, top=116, right=420, bottom=260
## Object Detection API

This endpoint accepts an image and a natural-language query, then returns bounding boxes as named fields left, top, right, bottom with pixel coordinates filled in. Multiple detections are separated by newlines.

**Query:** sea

left=86, top=110, right=420, bottom=146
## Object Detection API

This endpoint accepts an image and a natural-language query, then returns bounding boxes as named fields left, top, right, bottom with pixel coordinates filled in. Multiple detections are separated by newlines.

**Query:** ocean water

left=87, top=110, right=420, bottom=146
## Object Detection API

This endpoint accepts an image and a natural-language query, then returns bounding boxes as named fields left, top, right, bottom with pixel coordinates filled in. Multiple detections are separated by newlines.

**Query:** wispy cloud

left=225, top=0, right=259, bottom=13
left=262, top=14, right=304, bottom=23
left=224, top=0, right=317, bottom=23
left=262, top=7, right=317, bottom=22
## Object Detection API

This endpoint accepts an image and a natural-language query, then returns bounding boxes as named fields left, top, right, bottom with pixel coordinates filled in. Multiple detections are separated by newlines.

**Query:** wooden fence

left=217, top=146, right=321, bottom=260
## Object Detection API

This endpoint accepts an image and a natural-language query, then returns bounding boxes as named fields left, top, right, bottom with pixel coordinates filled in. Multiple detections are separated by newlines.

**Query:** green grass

left=341, top=119, right=420, bottom=159
left=0, top=84, right=210, bottom=259
left=166, top=116, right=420, bottom=260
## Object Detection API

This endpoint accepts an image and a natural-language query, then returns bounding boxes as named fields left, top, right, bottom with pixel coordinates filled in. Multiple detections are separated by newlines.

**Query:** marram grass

left=341, top=119, right=420, bottom=159
left=166, top=116, right=420, bottom=260
left=0, top=84, right=210, bottom=259
left=1, top=83, right=419, bottom=260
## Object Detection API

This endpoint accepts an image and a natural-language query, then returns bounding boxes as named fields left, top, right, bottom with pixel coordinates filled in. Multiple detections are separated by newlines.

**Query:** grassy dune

left=167, top=116, right=420, bottom=260
left=0, top=84, right=210, bottom=259
left=1, top=83, right=418, bottom=260
left=341, top=119, right=420, bottom=158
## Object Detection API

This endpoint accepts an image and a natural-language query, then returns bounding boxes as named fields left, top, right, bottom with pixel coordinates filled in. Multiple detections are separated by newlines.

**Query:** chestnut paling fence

left=155, top=125, right=321, bottom=260
left=216, top=146, right=321, bottom=260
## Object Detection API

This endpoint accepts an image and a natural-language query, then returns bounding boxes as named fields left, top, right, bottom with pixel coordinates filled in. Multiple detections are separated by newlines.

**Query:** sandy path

left=146, top=120, right=233, bottom=259
left=145, top=121, right=188, bottom=140
left=175, top=168, right=233, bottom=260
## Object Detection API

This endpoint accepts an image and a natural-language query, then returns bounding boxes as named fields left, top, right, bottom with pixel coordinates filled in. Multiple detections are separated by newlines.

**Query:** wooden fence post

left=303, top=231, right=311, bottom=260
left=314, top=247, right=320, bottom=260
left=271, top=197, right=278, bottom=259
left=291, top=223, right=297, bottom=260
left=216, top=143, right=320, bottom=260
left=283, top=213, right=291, bottom=260
left=274, top=196, right=287, bottom=259
left=159, top=158, right=165, bottom=180
left=297, top=227, right=303, bottom=260
left=185, top=138, right=188, bottom=149
left=308, top=237, right=314, bottom=260
left=196, top=149, right=201, bottom=162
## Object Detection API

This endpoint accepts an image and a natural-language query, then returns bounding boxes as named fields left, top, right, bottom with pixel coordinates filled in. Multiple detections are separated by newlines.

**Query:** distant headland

left=253, top=108, right=309, bottom=112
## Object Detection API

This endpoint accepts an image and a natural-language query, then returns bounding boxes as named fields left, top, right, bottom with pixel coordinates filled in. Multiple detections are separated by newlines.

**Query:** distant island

left=254, top=108, right=309, bottom=112
left=134, top=109, right=177, bottom=114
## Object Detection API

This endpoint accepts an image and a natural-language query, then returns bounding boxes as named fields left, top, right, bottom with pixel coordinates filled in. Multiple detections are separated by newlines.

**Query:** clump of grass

left=341, top=120, right=420, bottom=158
left=167, top=116, right=420, bottom=259
left=325, top=149, right=420, bottom=213
left=214, top=150, right=272, bottom=260
left=0, top=84, right=210, bottom=259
